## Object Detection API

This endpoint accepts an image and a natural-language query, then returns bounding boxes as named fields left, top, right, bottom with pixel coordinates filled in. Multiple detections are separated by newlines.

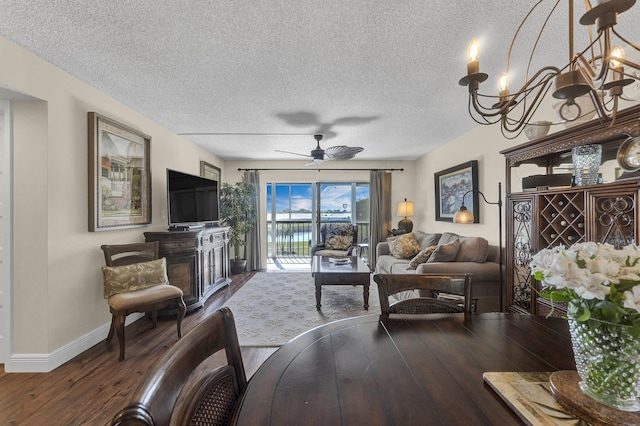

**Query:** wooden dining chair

left=110, top=307, right=248, bottom=426
left=101, top=241, right=186, bottom=361
left=374, top=273, right=473, bottom=317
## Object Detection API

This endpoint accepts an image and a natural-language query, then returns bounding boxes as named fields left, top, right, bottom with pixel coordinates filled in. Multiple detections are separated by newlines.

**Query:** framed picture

left=200, top=161, right=221, bottom=182
left=88, top=112, right=152, bottom=231
left=434, top=160, right=479, bottom=222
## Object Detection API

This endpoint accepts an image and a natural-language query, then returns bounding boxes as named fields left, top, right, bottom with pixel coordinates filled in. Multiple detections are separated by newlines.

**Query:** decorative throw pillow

left=454, top=237, right=489, bottom=262
left=427, top=239, right=461, bottom=263
left=438, top=232, right=460, bottom=246
left=389, top=233, right=421, bottom=259
left=102, top=258, right=169, bottom=299
left=419, top=233, right=442, bottom=250
left=324, top=224, right=354, bottom=250
left=326, top=234, right=353, bottom=251
left=408, top=246, right=437, bottom=269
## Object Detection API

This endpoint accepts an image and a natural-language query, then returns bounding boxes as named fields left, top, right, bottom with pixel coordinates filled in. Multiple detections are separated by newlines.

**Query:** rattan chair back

left=374, top=273, right=473, bottom=317
left=111, top=307, right=247, bottom=425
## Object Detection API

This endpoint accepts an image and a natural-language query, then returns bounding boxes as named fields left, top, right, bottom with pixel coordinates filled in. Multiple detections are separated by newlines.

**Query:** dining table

left=232, top=312, right=577, bottom=425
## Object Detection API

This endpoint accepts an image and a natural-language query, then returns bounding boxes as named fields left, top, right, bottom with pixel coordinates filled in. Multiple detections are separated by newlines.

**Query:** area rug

left=222, top=272, right=380, bottom=346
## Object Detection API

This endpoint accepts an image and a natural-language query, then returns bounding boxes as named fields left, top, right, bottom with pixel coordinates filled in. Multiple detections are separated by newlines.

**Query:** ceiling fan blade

left=325, top=146, right=364, bottom=160
left=275, top=149, right=312, bottom=158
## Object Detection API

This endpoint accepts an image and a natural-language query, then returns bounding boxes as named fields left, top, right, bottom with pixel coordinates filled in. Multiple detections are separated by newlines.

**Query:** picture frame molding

left=434, top=160, right=479, bottom=223
left=88, top=112, right=152, bottom=231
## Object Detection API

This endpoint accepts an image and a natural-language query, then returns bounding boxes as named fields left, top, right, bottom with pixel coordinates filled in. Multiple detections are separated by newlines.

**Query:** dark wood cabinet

left=144, top=227, right=231, bottom=312
left=501, top=105, right=640, bottom=315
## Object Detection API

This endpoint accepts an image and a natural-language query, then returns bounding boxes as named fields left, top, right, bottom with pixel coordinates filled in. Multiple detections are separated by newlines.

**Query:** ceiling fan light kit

left=459, top=0, right=640, bottom=138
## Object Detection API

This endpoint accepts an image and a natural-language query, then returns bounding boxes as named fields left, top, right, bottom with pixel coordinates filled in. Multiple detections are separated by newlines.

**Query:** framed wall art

left=88, top=112, right=152, bottom=231
left=200, top=161, right=221, bottom=183
left=434, top=160, right=479, bottom=222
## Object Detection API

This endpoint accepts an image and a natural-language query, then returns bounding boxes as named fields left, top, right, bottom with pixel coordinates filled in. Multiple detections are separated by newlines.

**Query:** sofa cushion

left=391, top=262, right=416, bottom=274
left=102, top=258, right=169, bottom=299
left=376, top=254, right=402, bottom=274
left=408, top=246, right=437, bottom=269
left=421, top=234, right=442, bottom=249
left=314, top=249, right=350, bottom=257
left=427, top=239, right=461, bottom=262
left=388, top=233, right=421, bottom=259
left=455, top=237, right=489, bottom=262
left=438, top=232, right=460, bottom=245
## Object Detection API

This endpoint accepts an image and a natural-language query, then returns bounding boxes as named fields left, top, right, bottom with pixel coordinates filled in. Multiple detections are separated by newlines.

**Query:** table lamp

left=396, top=198, right=415, bottom=233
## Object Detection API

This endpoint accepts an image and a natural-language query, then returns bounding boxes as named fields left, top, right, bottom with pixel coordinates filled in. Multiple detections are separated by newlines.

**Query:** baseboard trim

left=4, top=313, right=144, bottom=372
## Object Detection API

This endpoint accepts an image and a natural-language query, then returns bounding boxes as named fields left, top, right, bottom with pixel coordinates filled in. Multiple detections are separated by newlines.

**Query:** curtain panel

left=368, top=171, right=392, bottom=270
left=243, top=170, right=261, bottom=271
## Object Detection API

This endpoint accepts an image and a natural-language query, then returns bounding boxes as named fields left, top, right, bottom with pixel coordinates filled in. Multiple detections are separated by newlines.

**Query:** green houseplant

left=219, top=181, right=257, bottom=274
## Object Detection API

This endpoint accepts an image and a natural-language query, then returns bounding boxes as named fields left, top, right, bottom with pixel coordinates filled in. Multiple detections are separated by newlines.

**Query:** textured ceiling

left=1, top=1, right=639, bottom=162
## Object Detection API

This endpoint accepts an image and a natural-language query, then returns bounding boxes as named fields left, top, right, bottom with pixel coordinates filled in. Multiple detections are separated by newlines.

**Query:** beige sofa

left=375, top=231, right=502, bottom=313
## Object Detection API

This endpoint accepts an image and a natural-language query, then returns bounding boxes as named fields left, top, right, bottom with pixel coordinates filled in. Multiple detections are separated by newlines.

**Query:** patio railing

left=267, top=220, right=370, bottom=260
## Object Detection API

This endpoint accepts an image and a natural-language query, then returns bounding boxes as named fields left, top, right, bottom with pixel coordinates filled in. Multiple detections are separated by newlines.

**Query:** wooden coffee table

left=311, top=255, right=371, bottom=310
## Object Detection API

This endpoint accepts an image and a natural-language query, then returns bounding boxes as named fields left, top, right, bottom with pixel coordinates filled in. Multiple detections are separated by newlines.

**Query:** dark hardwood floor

left=0, top=271, right=278, bottom=426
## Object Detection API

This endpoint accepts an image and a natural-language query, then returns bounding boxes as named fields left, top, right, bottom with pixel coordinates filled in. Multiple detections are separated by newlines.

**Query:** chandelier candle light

left=459, top=0, right=640, bottom=138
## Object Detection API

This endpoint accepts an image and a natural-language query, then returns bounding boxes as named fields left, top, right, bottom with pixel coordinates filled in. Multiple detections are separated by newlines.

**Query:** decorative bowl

left=524, top=121, right=552, bottom=140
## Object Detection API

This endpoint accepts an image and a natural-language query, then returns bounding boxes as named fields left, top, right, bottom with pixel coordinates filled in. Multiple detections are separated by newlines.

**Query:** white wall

left=0, top=36, right=224, bottom=371
left=0, top=101, right=11, bottom=364
left=415, top=123, right=528, bottom=247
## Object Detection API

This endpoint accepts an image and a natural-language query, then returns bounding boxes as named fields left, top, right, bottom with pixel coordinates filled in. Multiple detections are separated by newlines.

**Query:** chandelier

left=459, top=0, right=640, bottom=138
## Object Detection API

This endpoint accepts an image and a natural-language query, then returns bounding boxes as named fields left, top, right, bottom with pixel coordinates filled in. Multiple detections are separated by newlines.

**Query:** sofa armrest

left=311, top=243, right=326, bottom=257
left=376, top=242, right=390, bottom=257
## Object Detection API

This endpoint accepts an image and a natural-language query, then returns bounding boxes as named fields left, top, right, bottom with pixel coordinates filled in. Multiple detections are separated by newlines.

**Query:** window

left=266, top=182, right=369, bottom=258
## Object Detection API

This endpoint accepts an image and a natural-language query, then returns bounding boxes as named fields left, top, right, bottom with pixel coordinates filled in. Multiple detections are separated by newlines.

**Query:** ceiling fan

left=276, top=134, right=364, bottom=166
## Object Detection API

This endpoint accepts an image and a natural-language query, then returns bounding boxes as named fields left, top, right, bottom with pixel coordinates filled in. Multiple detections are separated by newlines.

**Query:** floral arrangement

left=529, top=241, right=640, bottom=326
left=530, top=242, right=640, bottom=410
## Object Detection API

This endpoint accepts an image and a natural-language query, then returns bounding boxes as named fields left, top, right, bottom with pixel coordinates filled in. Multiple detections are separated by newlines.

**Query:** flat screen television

left=167, top=169, right=220, bottom=229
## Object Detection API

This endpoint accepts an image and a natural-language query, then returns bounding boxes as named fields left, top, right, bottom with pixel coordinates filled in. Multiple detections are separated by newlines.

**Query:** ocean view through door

left=266, top=182, right=369, bottom=270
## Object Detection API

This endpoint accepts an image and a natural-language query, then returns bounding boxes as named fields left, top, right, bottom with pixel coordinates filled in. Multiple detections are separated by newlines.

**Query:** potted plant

left=219, top=181, right=257, bottom=274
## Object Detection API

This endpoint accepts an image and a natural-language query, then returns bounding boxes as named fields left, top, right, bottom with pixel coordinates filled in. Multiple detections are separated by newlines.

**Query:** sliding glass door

left=267, top=183, right=315, bottom=258
left=266, top=181, right=370, bottom=260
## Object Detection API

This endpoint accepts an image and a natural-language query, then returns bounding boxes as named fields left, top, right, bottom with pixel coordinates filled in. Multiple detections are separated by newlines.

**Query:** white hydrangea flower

left=623, top=286, right=640, bottom=313
left=587, top=255, right=620, bottom=278
left=531, top=242, right=640, bottom=305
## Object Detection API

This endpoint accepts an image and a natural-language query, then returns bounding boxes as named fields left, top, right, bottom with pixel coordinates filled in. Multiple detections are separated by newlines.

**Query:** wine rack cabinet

left=538, top=192, right=585, bottom=248
left=501, top=104, right=640, bottom=315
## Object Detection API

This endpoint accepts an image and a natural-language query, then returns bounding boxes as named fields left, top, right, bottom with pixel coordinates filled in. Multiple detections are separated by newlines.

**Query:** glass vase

left=572, top=144, right=602, bottom=186
left=568, top=318, right=640, bottom=411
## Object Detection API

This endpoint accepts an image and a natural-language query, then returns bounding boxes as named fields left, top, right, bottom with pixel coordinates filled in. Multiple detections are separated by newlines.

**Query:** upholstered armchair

left=311, top=224, right=358, bottom=258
